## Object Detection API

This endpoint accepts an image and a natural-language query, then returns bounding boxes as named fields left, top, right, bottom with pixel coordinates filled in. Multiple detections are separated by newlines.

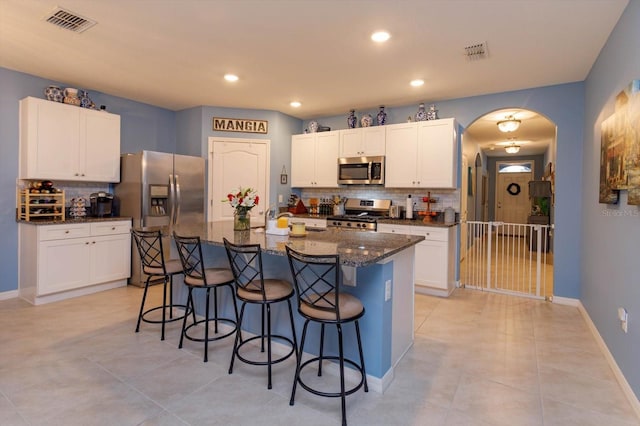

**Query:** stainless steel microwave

left=337, top=156, right=385, bottom=185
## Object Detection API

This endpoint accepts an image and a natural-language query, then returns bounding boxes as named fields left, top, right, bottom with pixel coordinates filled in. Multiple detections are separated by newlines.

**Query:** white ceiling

left=0, top=0, right=628, bottom=154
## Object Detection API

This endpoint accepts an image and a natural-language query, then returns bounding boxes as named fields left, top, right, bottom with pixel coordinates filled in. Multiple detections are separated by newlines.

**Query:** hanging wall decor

left=599, top=79, right=639, bottom=204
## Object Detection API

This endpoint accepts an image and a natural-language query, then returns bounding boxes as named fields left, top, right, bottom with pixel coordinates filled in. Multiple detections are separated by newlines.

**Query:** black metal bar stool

left=173, top=233, right=238, bottom=362
left=223, top=238, right=298, bottom=389
left=132, top=229, right=191, bottom=341
left=285, top=246, right=368, bottom=426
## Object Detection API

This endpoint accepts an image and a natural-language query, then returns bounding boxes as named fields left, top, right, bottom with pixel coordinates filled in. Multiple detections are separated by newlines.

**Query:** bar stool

left=132, top=229, right=191, bottom=341
left=223, top=238, right=298, bottom=389
left=285, top=246, right=368, bottom=426
left=173, top=233, right=238, bottom=362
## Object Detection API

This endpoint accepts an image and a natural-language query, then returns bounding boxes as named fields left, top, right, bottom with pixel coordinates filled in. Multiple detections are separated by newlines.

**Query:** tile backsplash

left=299, top=187, right=459, bottom=212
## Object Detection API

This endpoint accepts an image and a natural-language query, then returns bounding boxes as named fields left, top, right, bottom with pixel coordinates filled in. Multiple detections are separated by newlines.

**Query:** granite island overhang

left=170, top=221, right=425, bottom=393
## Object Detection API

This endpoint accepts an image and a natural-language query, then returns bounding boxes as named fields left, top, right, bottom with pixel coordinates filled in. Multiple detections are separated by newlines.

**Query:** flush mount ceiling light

left=290, top=101, right=301, bottom=108
left=224, top=74, right=239, bottom=82
left=410, top=79, right=424, bottom=87
left=371, top=31, right=391, bottom=43
left=505, top=143, right=521, bottom=154
left=497, top=115, right=521, bottom=133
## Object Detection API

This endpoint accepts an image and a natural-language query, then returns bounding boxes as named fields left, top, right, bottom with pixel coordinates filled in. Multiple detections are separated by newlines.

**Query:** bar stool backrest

left=132, top=229, right=167, bottom=275
left=173, top=233, right=206, bottom=282
left=223, top=238, right=267, bottom=301
left=285, top=246, right=342, bottom=322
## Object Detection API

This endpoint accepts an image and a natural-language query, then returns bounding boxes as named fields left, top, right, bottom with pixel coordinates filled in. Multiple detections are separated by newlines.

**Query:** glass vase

left=234, top=210, right=251, bottom=231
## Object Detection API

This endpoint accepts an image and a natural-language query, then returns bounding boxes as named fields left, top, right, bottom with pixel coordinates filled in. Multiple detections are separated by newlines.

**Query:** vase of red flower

left=223, top=187, right=259, bottom=231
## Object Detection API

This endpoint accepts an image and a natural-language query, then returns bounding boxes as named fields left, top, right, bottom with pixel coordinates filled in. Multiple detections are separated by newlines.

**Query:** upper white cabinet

left=385, top=118, right=458, bottom=189
left=19, top=97, right=121, bottom=182
left=339, top=127, right=386, bottom=157
left=291, top=131, right=339, bottom=188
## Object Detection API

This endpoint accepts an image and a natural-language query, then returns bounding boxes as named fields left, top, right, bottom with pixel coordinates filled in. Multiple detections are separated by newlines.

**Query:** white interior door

left=495, top=171, right=532, bottom=235
left=461, top=155, right=469, bottom=261
left=208, top=138, right=270, bottom=226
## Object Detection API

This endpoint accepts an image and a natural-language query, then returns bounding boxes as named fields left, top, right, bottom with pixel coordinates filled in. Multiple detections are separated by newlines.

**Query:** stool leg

left=355, top=320, right=368, bottom=392
left=161, top=276, right=168, bottom=341
left=204, top=287, right=211, bottom=362
left=287, top=299, right=298, bottom=360
left=190, top=286, right=197, bottom=324
left=337, top=323, right=347, bottom=426
left=318, top=323, right=325, bottom=376
left=213, top=285, right=219, bottom=333
left=179, top=287, right=192, bottom=349
left=260, top=304, right=266, bottom=352
left=136, top=276, right=152, bottom=333
left=266, top=303, right=273, bottom=389
left=168, top=275, right=175, bottom=319
left=229, top=302, right=246, bottom=374
left=230, top=286, right=240, bottom=339
left=290, top=319, right=309, bottom=406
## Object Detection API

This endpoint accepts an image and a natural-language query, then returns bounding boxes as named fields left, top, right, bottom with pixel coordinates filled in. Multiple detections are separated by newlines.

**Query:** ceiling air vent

left=45, top=7, right=96, bottom=33
left=464, top=42, right=488, bottom=61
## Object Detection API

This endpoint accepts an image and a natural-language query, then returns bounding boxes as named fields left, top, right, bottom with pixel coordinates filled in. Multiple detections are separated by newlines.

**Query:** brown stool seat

left=237, top=279, right=294, bottom=302
left=299, top=293, right=364, bottom=321
left=143, top=258, right=184, bottom=276
left=184, top=268, right=235, bottom=287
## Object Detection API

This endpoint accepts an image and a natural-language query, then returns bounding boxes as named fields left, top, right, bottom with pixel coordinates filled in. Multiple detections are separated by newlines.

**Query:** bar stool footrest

left=297, top=356, right=366, bottom=398
left=182, top=317, right=237, bottom=343
left=235, top=334, right=296, bottom=366
left=141, top=304, right=191, bottom=325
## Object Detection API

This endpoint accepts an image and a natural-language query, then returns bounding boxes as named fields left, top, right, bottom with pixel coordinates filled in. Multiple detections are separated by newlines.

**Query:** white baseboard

left=575, top=300, right=640, bottom=419
left=0, top=289, right=18, bottom=301
left=551, top=295, right=580, bottom=307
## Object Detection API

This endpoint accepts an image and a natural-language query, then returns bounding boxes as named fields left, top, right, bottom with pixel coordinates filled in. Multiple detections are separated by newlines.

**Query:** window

left=498, top=162, right=533, bottom=173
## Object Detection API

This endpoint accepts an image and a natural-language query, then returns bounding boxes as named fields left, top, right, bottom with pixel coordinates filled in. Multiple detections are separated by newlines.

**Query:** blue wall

left=306, top=82, right=586, bottom=300
left=582, top=0, right=640, bottom=399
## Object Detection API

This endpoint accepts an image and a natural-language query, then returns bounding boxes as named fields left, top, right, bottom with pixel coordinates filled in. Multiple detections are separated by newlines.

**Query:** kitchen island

left=171, top=221, right=424, bottom=392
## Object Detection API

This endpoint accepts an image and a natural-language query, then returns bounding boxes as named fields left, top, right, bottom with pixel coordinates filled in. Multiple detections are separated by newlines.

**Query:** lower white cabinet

left=377, top=223, right=457, bottom=297
left=19, top=220, right=131, bottom=304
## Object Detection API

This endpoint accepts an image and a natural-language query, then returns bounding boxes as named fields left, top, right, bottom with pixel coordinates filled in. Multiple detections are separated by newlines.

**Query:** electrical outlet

left=618, top=307, right=628, bottom=333
left=384, top=280, right=392, bottom=301
left=278, top=194, right=283, bottom=203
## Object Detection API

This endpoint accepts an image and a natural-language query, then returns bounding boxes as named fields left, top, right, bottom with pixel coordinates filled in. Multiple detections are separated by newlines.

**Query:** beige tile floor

left=1, top=286, right=638, bottom=426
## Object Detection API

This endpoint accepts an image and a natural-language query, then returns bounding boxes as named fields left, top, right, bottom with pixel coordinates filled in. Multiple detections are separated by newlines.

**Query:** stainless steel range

left=327, top=198, right=391, bottom=231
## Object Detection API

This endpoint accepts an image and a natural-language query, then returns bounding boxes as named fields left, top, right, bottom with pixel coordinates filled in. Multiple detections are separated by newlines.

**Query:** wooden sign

left=213, top=117, right=268, bottom=134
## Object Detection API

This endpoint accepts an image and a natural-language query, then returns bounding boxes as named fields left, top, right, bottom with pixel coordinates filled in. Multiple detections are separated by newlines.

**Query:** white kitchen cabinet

left=385, top=119, right=458, bottom=189
left=339, top=127, right=386, bottom=157
left=19, top=220, right=131, bottom=305
left=377, top=223, right=457, bottom=297
left=291, top=131, right=339, bottom=187
left=19, top=96, right=121, bottom=182
left=417, top=118, right=458, bottom=188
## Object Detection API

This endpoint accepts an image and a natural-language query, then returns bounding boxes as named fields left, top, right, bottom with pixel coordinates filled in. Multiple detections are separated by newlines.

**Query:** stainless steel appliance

left=89, top=192, right=114, bottom=217
left=114, top=151, right=205, bottom=286
left=327, top=198, right=391, bottom=231
left=337, top=156, right=385, bottom=185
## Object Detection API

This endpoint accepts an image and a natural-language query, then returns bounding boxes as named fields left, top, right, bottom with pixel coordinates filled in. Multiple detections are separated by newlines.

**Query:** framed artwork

left=280, top=174, right=288, bottom=185
left=599, top=79, right=639, bottom=205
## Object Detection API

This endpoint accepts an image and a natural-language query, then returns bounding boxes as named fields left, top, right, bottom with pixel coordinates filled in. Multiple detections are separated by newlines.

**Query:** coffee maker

left=90, top=192, right=115, bottom=217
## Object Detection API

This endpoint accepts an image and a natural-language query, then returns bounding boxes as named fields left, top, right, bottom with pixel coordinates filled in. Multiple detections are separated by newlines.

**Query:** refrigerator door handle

left=174, top=174, right=181, bottom=225
left=169, top=173, right=176, bottom=226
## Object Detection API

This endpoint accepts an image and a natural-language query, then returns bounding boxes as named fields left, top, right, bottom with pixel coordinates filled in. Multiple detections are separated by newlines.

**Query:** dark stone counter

left=17, top=217, right=132, bottom=225
left=172, top=221, right=424, bottom=267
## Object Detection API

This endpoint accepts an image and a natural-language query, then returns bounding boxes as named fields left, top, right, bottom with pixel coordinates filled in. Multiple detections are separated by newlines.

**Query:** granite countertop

left=17, top=216, right=132, bottom=225
left=289, top=214, right=458, bottom=228
left=173, top=221, right=424, bottom=267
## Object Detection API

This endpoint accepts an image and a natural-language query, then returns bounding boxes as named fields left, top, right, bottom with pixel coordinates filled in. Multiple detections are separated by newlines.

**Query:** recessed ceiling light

left=224, top=74, right=239, bottom=82
left=290, top=101, right=301, bottom=108
left=410, top=79, right=424, bottom=87
left=371, top=31, right=390, bottom=43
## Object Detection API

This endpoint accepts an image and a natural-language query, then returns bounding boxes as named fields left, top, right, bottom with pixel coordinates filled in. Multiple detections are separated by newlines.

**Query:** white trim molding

left=573, top=299, right=640, bottom=419
left=0, top=289, right=18, bottom=301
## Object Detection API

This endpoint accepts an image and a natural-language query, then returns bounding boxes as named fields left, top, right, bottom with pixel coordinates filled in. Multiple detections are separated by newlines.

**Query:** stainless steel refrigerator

left=114, top=150, right=205, bottom=286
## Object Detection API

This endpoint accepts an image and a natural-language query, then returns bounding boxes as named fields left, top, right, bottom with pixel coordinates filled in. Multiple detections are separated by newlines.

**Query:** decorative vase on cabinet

left=376, top=106, right=387, bottom=126
left=415, top=103, right=427, bottom=121
left=427, top=104, right=439, bottom=120
left=361, top=113, right=372, bottom=127
left=347, top=110, right=357, bottom=129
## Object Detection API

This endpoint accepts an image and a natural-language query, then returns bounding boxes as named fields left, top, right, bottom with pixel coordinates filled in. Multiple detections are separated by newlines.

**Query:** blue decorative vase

left=308, top=120, right=319, bottom=133
left=44, top=86, right=63, bottom=102
left=347, top=110, right=357, bottom=128
left=426, top=104, right=438, bottom=120
left=361, top=113, right=372, bottom=127
left=415, top=103, right=427, bottom=121
left=78, top=89, right=93, bottom=108
left=376, top=106, right=387, bottom=126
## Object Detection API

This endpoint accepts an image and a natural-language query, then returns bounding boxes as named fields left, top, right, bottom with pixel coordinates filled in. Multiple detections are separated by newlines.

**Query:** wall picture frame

left=280, top=174, right=288, bottom=185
